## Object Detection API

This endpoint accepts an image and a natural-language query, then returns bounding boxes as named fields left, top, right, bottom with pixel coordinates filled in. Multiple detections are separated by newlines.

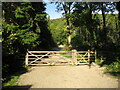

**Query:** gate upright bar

left=88, top=50, right=90, bottom=66
left=25, top=52, right=28, bottom=66
left=72, top=49, right=77, bottom=65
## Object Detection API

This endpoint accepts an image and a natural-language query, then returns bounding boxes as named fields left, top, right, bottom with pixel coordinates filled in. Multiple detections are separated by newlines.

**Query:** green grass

left=59, top=53, right=67, bottom=55
left=3, top=65, right=31, bottom=87
left=60, top=47, right=71, bottom=51
left=59, top=52, right=72, bottom=58
left=108, top=72, right=120, bottom=79
left=103, top=61, right=120, bottom=78
left=3, top=76, right=19, bottom=87
left=95, top=58, right=120, bottom=78
left=65, top=56, right=72, bottom=58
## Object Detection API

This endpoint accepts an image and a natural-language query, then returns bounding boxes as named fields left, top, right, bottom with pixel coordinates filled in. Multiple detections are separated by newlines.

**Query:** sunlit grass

left=65, top=56, right=72, bottom=58
left=3, top=65, right=31, bottom=87
left=3, top=76, right=19, bottom=87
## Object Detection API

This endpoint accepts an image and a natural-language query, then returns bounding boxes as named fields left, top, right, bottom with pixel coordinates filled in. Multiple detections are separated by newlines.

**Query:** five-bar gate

left=25, top=50, right=96, bottom=66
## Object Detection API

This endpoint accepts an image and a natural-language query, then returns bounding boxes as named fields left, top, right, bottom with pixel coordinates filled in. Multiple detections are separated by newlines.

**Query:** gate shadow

left=29, top=63, right=90, bottom=67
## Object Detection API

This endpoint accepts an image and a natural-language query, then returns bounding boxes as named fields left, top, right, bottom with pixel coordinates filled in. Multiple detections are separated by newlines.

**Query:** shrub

left=105, top=60, right=120, bottom=72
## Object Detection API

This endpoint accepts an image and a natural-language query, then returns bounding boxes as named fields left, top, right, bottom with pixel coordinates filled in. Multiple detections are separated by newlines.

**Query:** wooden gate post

left=88, top=50, right=90, bottom=66
left=95, top=50, right=97, bottom=63
left=72, top=50, right=74, bottom=65
left=25, top=52, right=28, bottom=66
left=72, top=49, right=77, bottom=65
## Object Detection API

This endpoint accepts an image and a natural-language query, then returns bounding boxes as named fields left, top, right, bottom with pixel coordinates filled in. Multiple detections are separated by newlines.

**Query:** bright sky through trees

left=45, top=2, right=63, bottom=19
left=44, top=1, right=118, bottom=19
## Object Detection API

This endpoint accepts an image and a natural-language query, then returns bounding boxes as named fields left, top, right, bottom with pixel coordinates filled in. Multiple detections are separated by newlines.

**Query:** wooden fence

left=25, top=50, right=96, bottom=66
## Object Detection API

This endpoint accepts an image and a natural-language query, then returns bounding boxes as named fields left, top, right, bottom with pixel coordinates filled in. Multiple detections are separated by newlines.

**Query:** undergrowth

left=3, top=76, right=19, bottom=87
left=96, top=58, right=120, bottom=78
left=105, top=59, right=120, bottom=78
left=3, top=65, right=31, bottom=87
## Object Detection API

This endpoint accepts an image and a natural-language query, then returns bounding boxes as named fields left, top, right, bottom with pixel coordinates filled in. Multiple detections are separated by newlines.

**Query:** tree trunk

left=66, top=16, right=70, bottom=26
left=116, top=2, right=120, bottom=21
left=101, top=3, right=106, bottom=30
left=88, top=3, right=94, bottom=50
left=101, top=3, right=107, bottom=48
left=68, top=35, right=72, bottom=48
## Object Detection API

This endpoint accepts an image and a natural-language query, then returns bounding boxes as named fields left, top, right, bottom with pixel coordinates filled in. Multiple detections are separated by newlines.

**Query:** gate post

left=88, top=50, right=91, bottom=66
left=72, top=49, right=77, bottom=65
left=95, top=50, right=97, bottom=63
left=25, top=52, right=28, bottom=66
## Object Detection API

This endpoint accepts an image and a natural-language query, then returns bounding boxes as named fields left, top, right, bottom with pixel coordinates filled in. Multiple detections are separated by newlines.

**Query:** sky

left=45, top=2, right=63, bottom=19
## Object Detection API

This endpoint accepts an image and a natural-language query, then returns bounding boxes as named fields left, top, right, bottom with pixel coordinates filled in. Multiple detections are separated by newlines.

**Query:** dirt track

left=18, top=65, right=118, bottom=88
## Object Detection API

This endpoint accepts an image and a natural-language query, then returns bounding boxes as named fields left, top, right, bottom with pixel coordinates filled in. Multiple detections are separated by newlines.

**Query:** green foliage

left=105, top=60, right=120, bottom=73
left=49, top=18, right=68, bottom=45
left=34, top=14, right=46, bottom=21
left=49, top=12, right=119, bottom=51
left=71, top=32, right=89, bottom=50
left=95, top=58, right=104, bottom=65
left=3, top=76, right=19, bottom=87
left=104, top=59, right=120, bottom=78
left=3, top=65, right=31, bottom=87
left=19, top=32, right=39, bottom=45
left=2, top=2, right=56, bottom=84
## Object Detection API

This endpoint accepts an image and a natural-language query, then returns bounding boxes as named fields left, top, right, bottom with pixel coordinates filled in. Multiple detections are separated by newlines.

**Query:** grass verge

left=3, top=76, right=19, bottom=87
left=3, top=65, right=31, bottom=87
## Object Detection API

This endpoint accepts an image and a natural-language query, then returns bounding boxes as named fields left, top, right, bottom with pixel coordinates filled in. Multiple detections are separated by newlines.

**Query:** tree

left=93, top=2, right=116, bottom=49
left=71, top=2, right=100, bottom=50
left=2, top=2, right=55, bottom=78
left=70, top=2, right=117, bottom=50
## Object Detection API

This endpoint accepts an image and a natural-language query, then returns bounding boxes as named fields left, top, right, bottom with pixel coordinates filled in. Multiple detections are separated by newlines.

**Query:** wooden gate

left=25, top=50, right=96, bottom=66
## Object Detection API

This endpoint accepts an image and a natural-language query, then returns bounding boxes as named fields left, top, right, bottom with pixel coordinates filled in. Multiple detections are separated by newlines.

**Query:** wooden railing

left=25, top=50, right=96, bottom=66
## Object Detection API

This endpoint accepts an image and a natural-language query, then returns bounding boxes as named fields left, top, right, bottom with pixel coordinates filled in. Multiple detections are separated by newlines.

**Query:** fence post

left=72, top=50, right=74, bottom=65
left=88, top=50, right=90, bottom=66
left=95, top=50, right=97, bottom=63
left=25, top=52, right=28, bottom=66
left=72, top=49, right=77, bottom=65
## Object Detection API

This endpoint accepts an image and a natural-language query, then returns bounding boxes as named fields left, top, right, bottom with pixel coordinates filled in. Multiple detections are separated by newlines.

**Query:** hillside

left=48, top=17, right=68, bottom=45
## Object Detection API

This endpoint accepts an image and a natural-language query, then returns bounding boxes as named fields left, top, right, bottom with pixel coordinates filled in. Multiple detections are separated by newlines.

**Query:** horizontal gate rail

left=28, top=51, right=72, bottom=53
left=28, top=54, right=72, bottom=57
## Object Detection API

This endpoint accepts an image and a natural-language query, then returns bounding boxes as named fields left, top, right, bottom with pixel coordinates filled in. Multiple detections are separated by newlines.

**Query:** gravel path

left=18, top=65, right=118, bottom=88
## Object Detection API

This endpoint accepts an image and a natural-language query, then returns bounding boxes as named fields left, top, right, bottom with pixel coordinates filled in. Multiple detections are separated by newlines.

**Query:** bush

left=105, top=60, right=120, bottom=72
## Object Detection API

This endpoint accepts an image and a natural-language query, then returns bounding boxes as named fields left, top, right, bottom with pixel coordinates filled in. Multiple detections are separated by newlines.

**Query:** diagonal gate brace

left=28, top=51, right=51, bottom=64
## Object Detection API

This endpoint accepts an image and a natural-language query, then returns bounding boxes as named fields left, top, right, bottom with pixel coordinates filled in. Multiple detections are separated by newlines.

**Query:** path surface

left=18, top=65, right=118, bottom=88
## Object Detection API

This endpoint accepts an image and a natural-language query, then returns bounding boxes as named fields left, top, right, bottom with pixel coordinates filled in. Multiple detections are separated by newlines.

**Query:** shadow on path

left=2, top=85, right=32, bottom=90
